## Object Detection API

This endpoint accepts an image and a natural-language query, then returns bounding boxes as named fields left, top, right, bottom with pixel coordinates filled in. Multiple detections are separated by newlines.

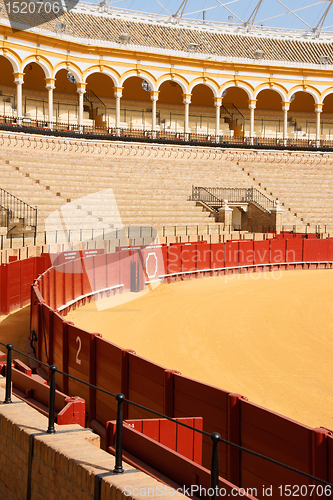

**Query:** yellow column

left=150, top=90, right=159, bottom=137
left=248, top=99, right=257, bottom=144
left=182, top=93, right=191, bottom=139
left=76, top=82, right=87, bottom=132
left=45, top=78, right=56, bottom=130
left=113, top=86, right=123, bottom=134
left=13, top=72, right=24, bottom=126
left=282, top=101, right=290, bottom=145
left=315, top=103, right=323, bottom=146
left=214, top=97, right=222, bottom=140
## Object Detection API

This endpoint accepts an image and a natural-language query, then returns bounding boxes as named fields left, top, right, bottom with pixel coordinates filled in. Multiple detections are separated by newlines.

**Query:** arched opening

left=22, top=62, right=48, bottom=122
left=54, top=69, right=79, bottom=126
left=221, top=87, right=249, bottom=137
left=322, top=93, right=333, bottom=139
left=121, top=76, right=152, bottom=131
left=190, top=84, right=217, bottom=135
left=289, top=91, right=316, bottom=139
left=256, top=89, right=283, bottom=139
left=0, top=56, right=16, bottom=118
left=157, top=80, right=185, bottom=133
left=86, top=72, right=115, bottom=128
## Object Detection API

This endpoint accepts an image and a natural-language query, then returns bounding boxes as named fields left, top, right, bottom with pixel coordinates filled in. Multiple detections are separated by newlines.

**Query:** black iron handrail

left=1, top=341, right=333, bottom=495
left=0, top=187, right=37, bottom=233
left=192, top=186, right=275, bottom=213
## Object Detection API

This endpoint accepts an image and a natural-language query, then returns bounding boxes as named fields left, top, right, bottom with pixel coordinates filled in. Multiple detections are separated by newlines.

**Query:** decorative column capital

left=182, top=93, right=191, bottom=104
left=76, top=82, right=87, bottom=94
left=13, top=72, right=24, bottom=84
left=150, top=90, right=159, bottom=101
left=214, top=96, right=222, bottom=107
left=45, top=78, right=56, bottom=90
left=113, top=86, right=123, bottom=98
left=282, top=101, right=290, bottom=111
left=315, top=103, right=323, bottom=113
left=248, top=99, right=257, bottom=109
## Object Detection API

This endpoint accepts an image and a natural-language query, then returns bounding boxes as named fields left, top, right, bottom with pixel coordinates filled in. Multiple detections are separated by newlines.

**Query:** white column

left=248, top=99, right=257, bottom=144
left=214, top=97, right=222, bottom=141
left=45, top=78, right=55, bottom=130
left=282, top=101, right=290, bottom=145
left=14, top=72, right=24, bottom=126
left=113, top=87, right=123, bottom=135
left=182, top=93, right=191, bottom=140
left=76, top=82, right=86, bottom=132
left=315, top=104, right=322, bottom=146
left=150, top=91, right=159, bottom=138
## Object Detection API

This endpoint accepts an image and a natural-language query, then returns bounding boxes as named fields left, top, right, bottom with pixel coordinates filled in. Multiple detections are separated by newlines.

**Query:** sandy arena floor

left=65, top=269, right=333, bottom=430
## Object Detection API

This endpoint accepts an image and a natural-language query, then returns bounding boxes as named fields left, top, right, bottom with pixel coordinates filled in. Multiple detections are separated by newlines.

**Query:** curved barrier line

left=56, top=284, right=124, bottom=312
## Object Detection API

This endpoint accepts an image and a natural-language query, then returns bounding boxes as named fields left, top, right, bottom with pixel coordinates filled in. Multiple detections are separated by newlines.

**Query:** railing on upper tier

left=192, top=186, right=276, bottom=213
left=0, top=187, right=37, bottom=235
left=1, top=115, right=333, bottom=151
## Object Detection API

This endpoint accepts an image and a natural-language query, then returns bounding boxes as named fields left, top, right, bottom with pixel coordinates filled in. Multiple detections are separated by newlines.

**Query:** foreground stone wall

left=0, top=379, right=181, bottom=500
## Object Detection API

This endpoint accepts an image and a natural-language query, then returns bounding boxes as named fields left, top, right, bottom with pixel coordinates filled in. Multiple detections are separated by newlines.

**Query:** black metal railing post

left=47, top=365, right=57, bottom=434
left=4, top=344, right=13, bottom=404
left=114, top=393, right=125, bottom=473
left=210, top=432, right=220, bottom=500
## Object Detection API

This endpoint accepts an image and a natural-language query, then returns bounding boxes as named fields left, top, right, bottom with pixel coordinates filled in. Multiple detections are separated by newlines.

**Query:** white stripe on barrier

left=57, top=284, right=124, bottom=312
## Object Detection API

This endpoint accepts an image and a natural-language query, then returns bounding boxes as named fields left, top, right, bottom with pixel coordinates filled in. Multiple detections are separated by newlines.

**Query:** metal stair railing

left=0, top=187, right=37, bottom=231
left=84, top=90, right=107, bottom=120
left=192, top=186, right=275, bottom=213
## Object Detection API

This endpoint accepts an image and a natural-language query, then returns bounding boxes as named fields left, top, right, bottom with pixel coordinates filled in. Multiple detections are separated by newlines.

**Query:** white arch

left=189, top=79, right=218, bottom=97
left=254, top=85, right=287, bottom=102
left=54, top=65, right=82, bottom=84
left=0, top=53, right=20, bottom=73
left=83, top=68, right=119, bottom=87
left=22, top=58, right=52, bottom=79
left=289, top=88, right=319, bottom=105
left=220, top=83, right=253, bottom=99
left=120, top=72, right=157, bottom=92
left=157, top=75, right=188, bottom=94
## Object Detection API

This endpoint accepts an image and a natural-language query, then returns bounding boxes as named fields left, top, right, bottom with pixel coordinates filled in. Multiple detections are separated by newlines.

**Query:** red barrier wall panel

left=106, top=253, right=121, bottom=288
left=328, top=239, right=333, bottom=261
left=67, top=325, right=95, bottom=407
left=210, top=243, right=224, bottom=269
left=167, top=245, right=182, bottom=275
left=181, top=244, right=197, bottom=273
left=303, top=239, right=328, bottom=262
left=253, top=240, right=270, bottom=265
left=93, top=254, right=107, bottom=291
left=54, top=267, right=64, bottom=310
left=239, top=400, right=312, bottom=493
left=40, top=304, right=52, bottom=366
left=21, top=258, right=36, bottom=307
left=286, top=239, right=303, bottom=262
left=83, top=256, right=95, bottom=294
left=238, top=241, right=254, bottom=266
left=63, top=261, right=74, bottom=305
left=173, top=374, right=229, bottom=477
left=128, top=353, right=166, bottom=419
left=225, top=241, right=239, bottom=268
left=51, top=310, right=65, bottom=392
left=95, top=337, right=123, bottom=424
left=119, top=250, right=132, bottom=291
left=7, top=261, right=21, bottom=313
left=196, top=243, right=211, bottom=271
left=72, top=259, right=83, bottom=300
left=270, top=239, right=286, bottom=263
left=141, top=244, right=167, bottom=280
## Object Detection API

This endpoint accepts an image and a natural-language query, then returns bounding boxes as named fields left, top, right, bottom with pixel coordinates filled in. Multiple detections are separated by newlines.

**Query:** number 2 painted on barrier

left=76, top=336, right=82, bottom=365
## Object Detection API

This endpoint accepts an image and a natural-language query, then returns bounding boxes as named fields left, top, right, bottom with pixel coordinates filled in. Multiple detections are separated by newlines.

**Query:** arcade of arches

left=2, top=54, right=333, bottom=142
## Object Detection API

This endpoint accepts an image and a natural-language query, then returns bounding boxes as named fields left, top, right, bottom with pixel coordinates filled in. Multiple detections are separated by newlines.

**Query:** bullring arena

left=1, top=0, right=333, bottom=498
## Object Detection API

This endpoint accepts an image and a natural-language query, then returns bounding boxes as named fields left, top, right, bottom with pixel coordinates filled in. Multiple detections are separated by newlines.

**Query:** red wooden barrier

left=167, top=244, right=182, bottom=275
left=238, top=241, right=254, bottom=266
left=196, top=243, right=211, bottom=271
left=253, top=240, right=270, bottom=266
left=286, top=239, right=303, bottom=263
left=303, top=239, right=328, bottom=262
left=181, top=244, right=197, bottom=273
left=270, top=239, right=286, bottom=263
left=211, top=243, right=225, bottom=269
left=225, top=241, right=239, bottom=268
